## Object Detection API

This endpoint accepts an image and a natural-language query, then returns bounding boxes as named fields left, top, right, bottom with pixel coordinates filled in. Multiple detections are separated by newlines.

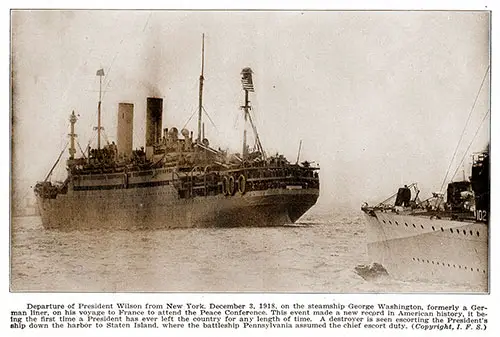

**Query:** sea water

left=10, top=207, right=477, bottom=293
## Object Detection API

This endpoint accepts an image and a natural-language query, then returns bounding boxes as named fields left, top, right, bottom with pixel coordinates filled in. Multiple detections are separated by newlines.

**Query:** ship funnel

left=145, top=97, right=163, bottom=147
left=117, top=103, right=134, bottom=158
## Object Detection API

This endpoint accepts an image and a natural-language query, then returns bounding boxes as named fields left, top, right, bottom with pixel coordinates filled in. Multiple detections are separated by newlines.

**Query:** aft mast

left=95, top=68, right=105, bottom=150
left=197, top=34, right=205, bottom=143
left=240, top=68, right=266, bottom=160
left=241, top=68, right=253, bottom=159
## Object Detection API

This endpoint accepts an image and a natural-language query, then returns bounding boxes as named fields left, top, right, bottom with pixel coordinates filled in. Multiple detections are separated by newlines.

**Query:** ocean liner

left=34, top=36, right=320, bottom=230
left=361, top=146, right=489, bottom=290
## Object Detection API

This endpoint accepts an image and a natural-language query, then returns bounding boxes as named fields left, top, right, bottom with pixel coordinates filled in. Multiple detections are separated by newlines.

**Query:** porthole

left=405, top=223, right=408, bottom=227
left=432, top=226, right=435, bottom=231
left=450, top=228, right=454, bottom=233
left=477, top=231, right=480, bottom=237
left=432, top=261, right=434, bottom=264
left=395, top=221, right=399, bottom=225
left=389, top=221, right=392, bottom=224
left=421, top=225, right=424, bottom=229
left=470, top=230, right=473, bottom=235
left=382, top=220, right=386, bottom=224
left=441, top=227, right=444, bottom=232
left=463, top=230, right=466, bottom=235
left=412, top=224, right=416, bottom=228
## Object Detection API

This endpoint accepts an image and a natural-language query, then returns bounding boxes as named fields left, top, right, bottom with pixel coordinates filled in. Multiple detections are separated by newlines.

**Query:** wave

left=354, top=262, right=389, bottom=280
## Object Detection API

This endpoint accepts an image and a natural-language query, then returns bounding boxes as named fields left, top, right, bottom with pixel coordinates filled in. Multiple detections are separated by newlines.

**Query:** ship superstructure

left=34, top=36, right=320, bottom=229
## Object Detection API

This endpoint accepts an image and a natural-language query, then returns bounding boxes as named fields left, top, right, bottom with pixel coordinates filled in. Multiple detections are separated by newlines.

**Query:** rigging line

left=60, top=45, right=95, bottom=104
left=87, top=129, right=98, bottom=148
left=104, top=49, right=120, bottom=84
left=80, top=120, right=97, bottom=149
left=182, top=75, right=211, bottom=130
left=246, top=112, right=266, bottom=157
left=101, top=42, right=122, bottom=101
left=44, top=142, right=69, bottom=182
left=102, top=13, right=153, bottom=100
left=76, top=141, right=88, bottom=159
left=182, top=106, right=198, bottom=130
left=233, top=111, right=241, bottom=129
left=449, top=109, right=490, bottom=183
left=102, top=129, right=111, bottom=145
left=202, top=106, right=219, bottom=132
left=439, top=65, right=490, bottom=193
left=143, top=12, right=153, bottom=32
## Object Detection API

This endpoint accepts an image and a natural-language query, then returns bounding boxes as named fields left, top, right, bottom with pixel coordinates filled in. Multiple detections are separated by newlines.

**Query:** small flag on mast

left=96, top=68, right=105, bottom=76
left=241, top=67, right=254, bottom=92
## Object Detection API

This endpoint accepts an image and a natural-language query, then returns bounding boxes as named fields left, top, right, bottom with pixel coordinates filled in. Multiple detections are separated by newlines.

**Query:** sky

left=11, top=10, right=490, bottom=209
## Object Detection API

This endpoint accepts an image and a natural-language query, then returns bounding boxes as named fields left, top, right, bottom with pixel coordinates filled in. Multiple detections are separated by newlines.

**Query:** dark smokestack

left=146, top=97, right=163, bottom=146
left=117, top=103, right=134, bottom=157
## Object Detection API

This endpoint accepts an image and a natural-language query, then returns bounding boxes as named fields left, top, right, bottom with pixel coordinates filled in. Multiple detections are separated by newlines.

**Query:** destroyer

left=34, top=36, right=320, bottom=229
left=361, top=66, right=489, bottom=290
left=361, top=146, right=488, bottom=290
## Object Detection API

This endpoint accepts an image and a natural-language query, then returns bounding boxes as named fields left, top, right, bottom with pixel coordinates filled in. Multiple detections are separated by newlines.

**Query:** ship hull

left=36, top=184, right=319, bottom=230
left=363, top=211, right=488, bottom=291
